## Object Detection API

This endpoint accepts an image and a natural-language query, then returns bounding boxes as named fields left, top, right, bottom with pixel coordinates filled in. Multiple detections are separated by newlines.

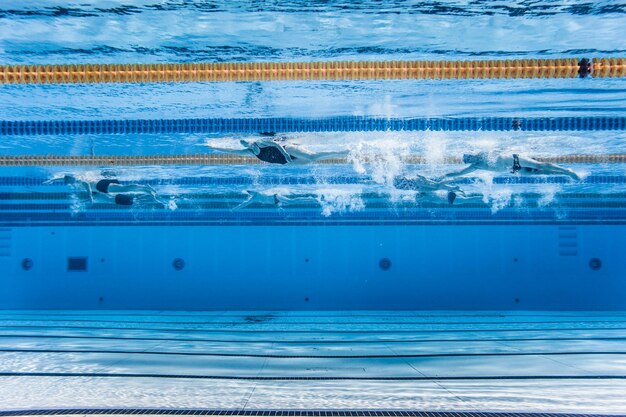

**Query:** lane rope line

left=1, top=116, right=625, bottom=135
left=0, top=116, right=626, bottom=136
left=1, top=58, right=624, bottom=84
left=0, top=154, right=624, bottom=166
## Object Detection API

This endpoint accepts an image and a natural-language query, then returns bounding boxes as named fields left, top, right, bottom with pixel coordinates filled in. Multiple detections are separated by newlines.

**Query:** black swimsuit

left=255, top=144, right=297, bottom=165
left=511, top=154, right=539, bottom=174
left=95, top=179, right=120, bottom=193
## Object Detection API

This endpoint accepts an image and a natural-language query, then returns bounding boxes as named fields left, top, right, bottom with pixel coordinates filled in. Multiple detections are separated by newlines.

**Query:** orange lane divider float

left=1, top=58, right=624, bottom=84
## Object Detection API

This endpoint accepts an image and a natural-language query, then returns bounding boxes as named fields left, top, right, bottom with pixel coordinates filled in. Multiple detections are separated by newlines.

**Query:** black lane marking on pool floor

left=5, top=221, right=626, bottom=228
left=3, top=318, right=626, bottom=326
left=0, top=348, right=625, bottom=359
left=0, top=310, right=626, bottom=319
left=1, top=410, right=624, bottom=417
left=1, top=372, right=626, bottom=380
left=3, top=325, right=626, bottom=334
left=1, top=333, right=626, bottom=344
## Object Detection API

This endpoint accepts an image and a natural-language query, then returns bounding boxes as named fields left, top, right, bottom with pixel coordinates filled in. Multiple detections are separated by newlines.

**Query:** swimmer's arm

left=443, top=165, right=478, bottom=178
left=80, top=181, right=94, bottom=203
left=232, top=195, right=255, bottom=210
left=42, top=176, right=65, bottom=185
left=138, top=193, right=167, bottom=207
left=121, top=184, right=158, bottom=196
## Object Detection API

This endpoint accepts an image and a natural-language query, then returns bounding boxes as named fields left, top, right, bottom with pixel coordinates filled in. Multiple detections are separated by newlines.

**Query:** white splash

left=538, top=184, right=560, bottom=207
left=167, top=198, right=178, bottom=211
left=487, top=188, right=514, bottom=213
left=315, top=187, right=365, bottom=217
left=347, top=137, right=409, bottom=186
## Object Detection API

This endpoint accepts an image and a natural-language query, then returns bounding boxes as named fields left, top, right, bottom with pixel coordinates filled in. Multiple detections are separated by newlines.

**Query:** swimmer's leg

left=202, top=143, right=253, bottom=155
left=442, top=165, right=479, bottom=179
left=286, top=147, right=349, bottom=163
left=517, top=157, right=579, bottom=180
left=540, top=163, right=580, bottom=180
left=276, top=195, right=319, bottom=206
left=453, top=194, right=486, bottom=206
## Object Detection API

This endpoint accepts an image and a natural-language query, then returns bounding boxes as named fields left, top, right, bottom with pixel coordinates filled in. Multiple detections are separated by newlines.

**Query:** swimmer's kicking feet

left=45, top=175, right=165, bottom=207
left=393, top=174, right=465, bottom=204
left=393, top=174, right=463, bottom=194
left=444, top=152, right=580, bottom=180
left=233, top=190, right=319, bottom=210
left=414, top=191, right=459, bottom=205
left=204, top=133, right=349, bottom=165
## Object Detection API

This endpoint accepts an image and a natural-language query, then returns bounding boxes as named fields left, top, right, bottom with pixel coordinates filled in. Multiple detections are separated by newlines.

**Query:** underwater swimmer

left=413, top=190, right=458, bottom=205
left=393, top=174, right=466, bottom=204
left=444, top=153, right=580, bottom=180
left=204, top=133, right=350, bottom=165
left=233, top=190, right=319, bottom=210
left=393, top=174, right=463, bottom=193
left=45, top=175, right=165, bottom=206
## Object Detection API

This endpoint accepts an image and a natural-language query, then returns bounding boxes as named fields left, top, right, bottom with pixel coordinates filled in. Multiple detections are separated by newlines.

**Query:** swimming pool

left=1, top=0, right=626, bottom=413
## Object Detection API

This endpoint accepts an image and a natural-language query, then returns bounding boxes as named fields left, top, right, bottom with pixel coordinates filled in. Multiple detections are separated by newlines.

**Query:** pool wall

left=0, top=225, right=624, bottom=310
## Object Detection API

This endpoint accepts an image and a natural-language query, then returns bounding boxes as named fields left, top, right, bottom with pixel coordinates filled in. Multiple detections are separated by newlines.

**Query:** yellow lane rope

left=1, top=58, right=624, bottom=84
left=1, top=154, right=624, bottom=166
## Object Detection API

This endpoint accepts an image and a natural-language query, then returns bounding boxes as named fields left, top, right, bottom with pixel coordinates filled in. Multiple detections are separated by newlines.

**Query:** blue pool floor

left=1, top=311, right=626, bottom=412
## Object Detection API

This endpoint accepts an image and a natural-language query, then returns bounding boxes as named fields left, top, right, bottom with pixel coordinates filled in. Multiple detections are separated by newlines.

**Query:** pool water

left=1, top=0, right=626, bottom=413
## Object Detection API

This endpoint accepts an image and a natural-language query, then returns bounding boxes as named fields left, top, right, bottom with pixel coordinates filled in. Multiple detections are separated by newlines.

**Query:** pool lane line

left=2, top=318, right=626, bottom=326
left=3, top=176, right=626, bottom=187
left=2, top=153, right=626, bottom=166
left=1, top=116, right=625, bottom=135
left=1, top=334, right=625, bottom=345
left=4, top=216, right=626, bottom=226
left=0, top=409, right=622, bottom=417
left=1, top=58, right=623, bottom=84
left=0, top=372, right=624, bottom=381
left=3, top=324, right=626, bottom=334
left=0, top=310, right=626, bottom=321
left=5, top=192, right=626, bottom=201
left=5, top=202, right=626, bottom=213
left=0, top=347, right=625, bottom=359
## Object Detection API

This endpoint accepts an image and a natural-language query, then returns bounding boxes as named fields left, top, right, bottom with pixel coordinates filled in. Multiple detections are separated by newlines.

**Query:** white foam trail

left=422, top=131, right=448, bottom=164
left=538, top=184, right=560, bottom=207
left=488, top=188, right=514, bottom=213
left=68, top=194, right=84, bottom=215
left=347, top=136, right=409, bottom=185
left=314, top=187, right=365, bottom=217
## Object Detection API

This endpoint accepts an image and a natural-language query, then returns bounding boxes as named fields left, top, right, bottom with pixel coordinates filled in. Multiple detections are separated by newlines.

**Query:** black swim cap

left=114, top=194, right=134, bottom=206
